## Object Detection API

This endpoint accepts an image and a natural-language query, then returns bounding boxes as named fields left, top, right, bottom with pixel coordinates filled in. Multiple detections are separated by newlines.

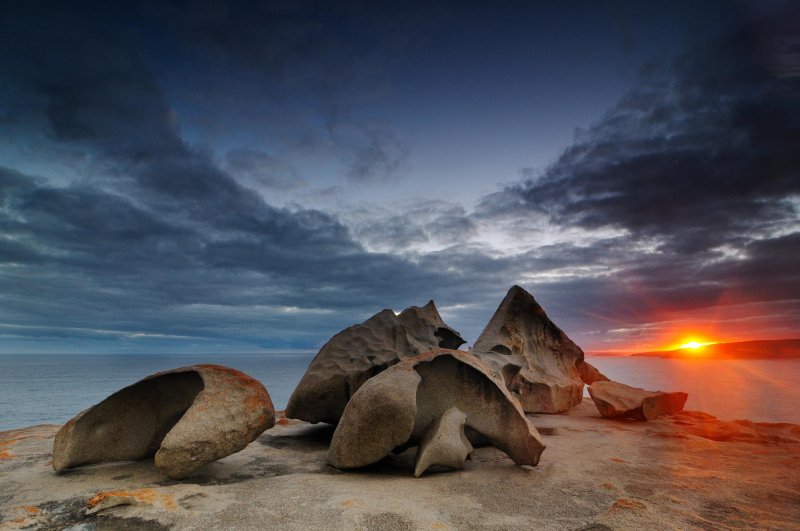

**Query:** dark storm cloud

left=494, top=13, right=799, bottom=252
left=477, top=9, right=800, bottom=327
left=141, top=0, right=415, bottom=183
left=0, top=2, right=476, bottom=349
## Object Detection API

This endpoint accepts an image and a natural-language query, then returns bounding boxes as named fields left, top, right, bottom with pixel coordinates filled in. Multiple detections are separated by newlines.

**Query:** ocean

left=1, top=353, right=799, bottom=431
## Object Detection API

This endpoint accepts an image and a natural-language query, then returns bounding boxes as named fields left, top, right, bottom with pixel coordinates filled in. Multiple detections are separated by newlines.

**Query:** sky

left=1, top=0, right=798, bottom=354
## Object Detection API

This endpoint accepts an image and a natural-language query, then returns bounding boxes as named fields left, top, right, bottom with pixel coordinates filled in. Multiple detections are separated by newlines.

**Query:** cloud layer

left=1, top=2, right=797, bottom=353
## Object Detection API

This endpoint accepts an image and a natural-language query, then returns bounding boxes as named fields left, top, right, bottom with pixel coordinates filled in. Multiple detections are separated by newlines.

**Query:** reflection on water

left=588, top=356, right=800, bottom=424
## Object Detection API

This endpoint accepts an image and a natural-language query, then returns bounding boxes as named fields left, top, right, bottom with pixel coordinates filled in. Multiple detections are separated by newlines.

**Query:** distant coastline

left=627, top=338, right=800, bottom=359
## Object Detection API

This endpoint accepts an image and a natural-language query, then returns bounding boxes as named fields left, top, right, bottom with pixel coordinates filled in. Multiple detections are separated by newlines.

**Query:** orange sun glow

left=673, top=339, right=718, bottom=355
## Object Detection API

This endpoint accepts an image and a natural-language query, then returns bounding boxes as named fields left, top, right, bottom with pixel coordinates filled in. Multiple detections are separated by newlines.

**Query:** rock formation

left=471, top=285, right=586, bottom=413
left=286, top=301, right=464, bottom=424
left=53, top=364, right=274, bottom=479
left=327, top=349, right=545, bottom=472
left=576, top=359, right=610, bottom=385
left=414, top=406, right=473, bottom=477
left=588, top=380, right=688, bottom=420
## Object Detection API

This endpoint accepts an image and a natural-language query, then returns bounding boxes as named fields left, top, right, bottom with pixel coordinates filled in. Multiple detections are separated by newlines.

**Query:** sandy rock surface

left=1, top=401, right=799, bottom=530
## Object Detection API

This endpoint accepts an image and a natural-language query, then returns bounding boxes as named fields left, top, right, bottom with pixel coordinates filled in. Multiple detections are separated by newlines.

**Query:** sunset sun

left=674, top=339, right=718, bottom=354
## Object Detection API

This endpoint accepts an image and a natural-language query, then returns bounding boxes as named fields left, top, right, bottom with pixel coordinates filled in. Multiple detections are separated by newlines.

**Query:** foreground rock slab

left=286, top=301, right=464, bottom=424
left=588, top=380, right=688, bottom=420
left=471, top=285, right=586, bottom=413
left=2, top=401, right=799, bottom=530
left=53, top=364, right=274, bottom=478
left=327, top=349, right=545, bottom=471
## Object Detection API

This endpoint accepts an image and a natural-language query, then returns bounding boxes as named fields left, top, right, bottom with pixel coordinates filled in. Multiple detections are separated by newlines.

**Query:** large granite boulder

left=286, top=301, right=464, bottom=424
left=471, top=285, right=586, bottom=413
left=53, top=364, right=274, bottom=479
left=588, top=380, right=688, bottom=421
left=327, top=349, right=546, bottom=472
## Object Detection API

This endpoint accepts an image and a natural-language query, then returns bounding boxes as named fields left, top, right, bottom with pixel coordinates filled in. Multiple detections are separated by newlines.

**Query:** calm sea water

left=588, top=356, right=800, bottom=424
left=0, top=353, right=314, bottom=431
left=1, top=353, right=799, bottom=431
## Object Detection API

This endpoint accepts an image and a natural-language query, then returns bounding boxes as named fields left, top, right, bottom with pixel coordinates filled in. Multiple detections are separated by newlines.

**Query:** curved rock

left=53, top=364, right=274, bottom=478
left=327, top=349, right=545, bottom=472
left=414, top=407, right=473, bottom=477
left=588, top=380, right=688, bottom=421
left=286, top=301, right=464, bottom=424
left=576, top=360, right=610, bottom=385
left=471, top=285, right=585, bottom=413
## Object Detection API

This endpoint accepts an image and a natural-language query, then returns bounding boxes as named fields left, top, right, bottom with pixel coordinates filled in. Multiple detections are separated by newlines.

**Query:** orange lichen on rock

left=669, top=411, right=800, bottom=444
left=0, top=439, right=17, bottom=459
left=86, top=488, right=176, bottom=515
left=21, top=506, right=40, bottom=515
left=607, top=498, right=647, bottom=514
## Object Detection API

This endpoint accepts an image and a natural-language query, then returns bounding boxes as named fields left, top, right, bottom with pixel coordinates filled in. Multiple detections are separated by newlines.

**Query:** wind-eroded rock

left=576, top=360, right=610, bottom=385
left=414, top=406, right=473, bottom=477
left=327, top=349, right=545, bottom=472
left=53, top=364, right=274, bottom=478
left=286, top=301, right=464, bottom=424
left=588, top=380, right=688, bottom=420
left=471, top=285, right=586, bottom=413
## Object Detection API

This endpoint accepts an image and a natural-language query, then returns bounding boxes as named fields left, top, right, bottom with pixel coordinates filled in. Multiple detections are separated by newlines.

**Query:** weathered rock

left=414, top=406, right=473, bottom=477
left=471, top=285, right=585, bottom=413
left=588, top=380, right=688, bottom=421
left=327, top=349, right=545, bottom=472
left=286, top=301, right=464, bottom=424
left=53, top=364, right=274, bottom=479
left=576, top=360, right=610, bottom=385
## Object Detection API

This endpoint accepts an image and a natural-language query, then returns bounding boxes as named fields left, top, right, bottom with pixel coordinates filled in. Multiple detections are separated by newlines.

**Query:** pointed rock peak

left=471, top=285, right=585, bottom=414
left=502, top=285, right=548, bottom=318
left=474, top=284, right=577, bottom=357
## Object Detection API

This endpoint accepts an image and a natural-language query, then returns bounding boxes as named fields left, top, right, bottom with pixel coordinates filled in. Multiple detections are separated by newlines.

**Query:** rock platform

left=2, top=401, right=799, bottom=530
